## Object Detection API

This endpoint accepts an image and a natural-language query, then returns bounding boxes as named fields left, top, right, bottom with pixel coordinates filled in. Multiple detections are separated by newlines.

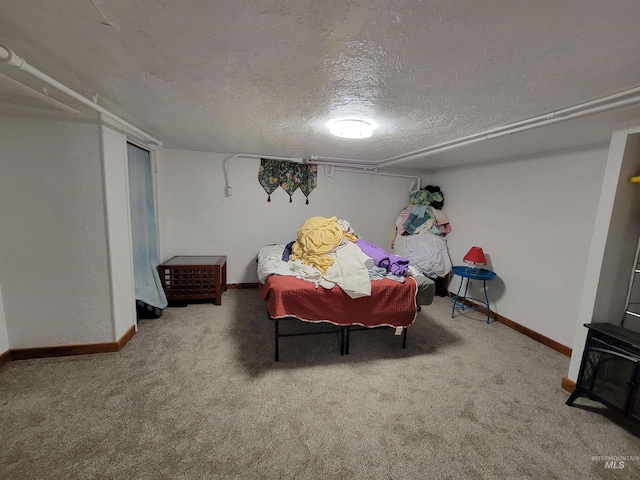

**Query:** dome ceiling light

left=328, top=119, right=374, bottom=139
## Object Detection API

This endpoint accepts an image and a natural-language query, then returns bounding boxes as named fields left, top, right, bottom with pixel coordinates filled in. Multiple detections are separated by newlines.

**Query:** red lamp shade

left=463, top=246, right=487, bottom=266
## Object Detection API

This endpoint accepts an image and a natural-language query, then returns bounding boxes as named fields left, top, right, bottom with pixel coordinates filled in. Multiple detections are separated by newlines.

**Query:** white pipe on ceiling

left=309, top=85, right=640, bottom=170
left=0, top=72, right=80, bottom=116
left=378, top=85, right=640, bottom=166
left=376, top=89, right=640, bottom=169
left=230, top=83, right=640, bottom=196
left=486, top=95, right=640, bottom=139
left=0, top=44, right=162, bottom=146
left=3, top=45, right=635, bottom=179
left=0, top=101, right=78, bottom=116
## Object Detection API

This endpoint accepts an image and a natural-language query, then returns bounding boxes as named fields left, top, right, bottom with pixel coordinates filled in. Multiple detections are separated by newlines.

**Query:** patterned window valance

left=258, top=159, right=318, bottom=204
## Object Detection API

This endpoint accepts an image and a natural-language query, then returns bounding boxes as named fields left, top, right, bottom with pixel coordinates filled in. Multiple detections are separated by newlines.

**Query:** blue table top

left=451, top=265, right=497, bottom=281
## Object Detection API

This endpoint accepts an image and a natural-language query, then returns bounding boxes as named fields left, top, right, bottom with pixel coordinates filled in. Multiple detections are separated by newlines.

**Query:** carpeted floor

left=1, top=290, right=639, bottom=479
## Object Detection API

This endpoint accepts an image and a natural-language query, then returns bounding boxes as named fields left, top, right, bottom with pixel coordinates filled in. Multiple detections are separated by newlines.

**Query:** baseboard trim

left=117, top=325, right=136, bottom=350
left=448, top=292, right=572, bottom=357
left=494, top=313, right=572, bottom=357
left=9, top=325, right=136, bottom=362
left=0, top=349, right=11, bottom=369
left=561, top=376, right=576, bottom=393
left=227, top=283, right=259, bottom=289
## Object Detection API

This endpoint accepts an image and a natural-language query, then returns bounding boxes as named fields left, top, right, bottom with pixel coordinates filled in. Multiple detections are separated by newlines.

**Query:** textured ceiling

left=1, top=1, right=640, bottom=170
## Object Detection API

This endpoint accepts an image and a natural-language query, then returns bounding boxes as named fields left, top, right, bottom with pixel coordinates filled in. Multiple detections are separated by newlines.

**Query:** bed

left=258, top=239, right=435, bottom=361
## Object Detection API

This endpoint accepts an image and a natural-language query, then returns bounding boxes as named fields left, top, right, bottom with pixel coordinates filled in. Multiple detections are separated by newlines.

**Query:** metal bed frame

left=271, top=315, right=409, bottom=361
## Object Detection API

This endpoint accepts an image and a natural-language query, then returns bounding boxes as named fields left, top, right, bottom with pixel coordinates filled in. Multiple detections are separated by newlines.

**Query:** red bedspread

left=259, top=275, right=417, bottom=328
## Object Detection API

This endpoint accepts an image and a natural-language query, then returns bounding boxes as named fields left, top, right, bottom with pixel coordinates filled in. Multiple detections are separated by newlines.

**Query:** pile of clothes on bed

left=391, top=185, right=453, bottom=291
left=258, top=216, right=429, bottom=300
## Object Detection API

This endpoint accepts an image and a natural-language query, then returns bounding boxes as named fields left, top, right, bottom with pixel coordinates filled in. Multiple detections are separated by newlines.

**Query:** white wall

left=430, top=145, right=609, bottom=347
left=590, top=132, right=640, bottom=328
left=156, top=149, right=418, bottom=283
left=568, top=128, right=640, bottom=380
left=0, top=112, right=114, bottom=347
left=0, top=286, right=9, bottom=353
left=101, top=124, right=137, bottom=339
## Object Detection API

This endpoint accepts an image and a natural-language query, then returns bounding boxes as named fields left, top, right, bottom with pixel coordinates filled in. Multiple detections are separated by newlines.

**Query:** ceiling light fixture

left=328, top=119, right=374, bottom=139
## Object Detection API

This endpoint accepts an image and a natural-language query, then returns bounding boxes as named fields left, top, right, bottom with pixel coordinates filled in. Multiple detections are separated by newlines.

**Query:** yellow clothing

left=290, top=216, right=357, bottom=273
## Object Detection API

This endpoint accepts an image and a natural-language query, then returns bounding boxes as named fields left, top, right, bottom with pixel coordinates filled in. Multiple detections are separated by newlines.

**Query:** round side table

left=450, top=265, right=497, bottom=324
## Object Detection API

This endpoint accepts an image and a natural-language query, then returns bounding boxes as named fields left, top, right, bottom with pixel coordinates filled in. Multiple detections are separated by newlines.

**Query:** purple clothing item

left=357, top=239, right=409, bottom=276
left=282, top=241, right=295, bottom=261
left=356, top=239, right=390, bottom=268
left=388, top=254, right=410, bottom=276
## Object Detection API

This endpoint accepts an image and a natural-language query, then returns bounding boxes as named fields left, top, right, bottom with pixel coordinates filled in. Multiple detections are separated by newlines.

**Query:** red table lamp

left=463, top=246, right=487, bottom=273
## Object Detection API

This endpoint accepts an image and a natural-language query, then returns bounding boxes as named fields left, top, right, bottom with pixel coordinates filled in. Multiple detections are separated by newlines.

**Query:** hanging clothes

left=410, top=185, right=444, bottom=209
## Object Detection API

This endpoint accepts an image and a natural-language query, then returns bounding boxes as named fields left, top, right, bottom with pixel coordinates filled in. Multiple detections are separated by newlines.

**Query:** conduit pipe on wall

left=223, top=153, right=303, bottom=197
left=224, top=153, right=420, bottom=198
left=0, top=44, right=162, bottom=146
left=327, top=166, right=421, bottom=192
left=310, top=155, right=376, bottom=169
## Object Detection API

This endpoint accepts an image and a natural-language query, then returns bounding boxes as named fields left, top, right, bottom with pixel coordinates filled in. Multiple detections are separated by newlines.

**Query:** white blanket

left=322, top=241, right=371, bottom=298
left=257, top=244, right=335, bottom=289
left=257, top=244, right=297, bottom=283
left=396, top=234, right=452, bottom=278
left=257, top=243, right=372, bottom=298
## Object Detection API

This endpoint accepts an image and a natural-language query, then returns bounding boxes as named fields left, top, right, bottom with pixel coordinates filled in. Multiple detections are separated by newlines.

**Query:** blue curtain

left=127, top=143, right=167, bottom=309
